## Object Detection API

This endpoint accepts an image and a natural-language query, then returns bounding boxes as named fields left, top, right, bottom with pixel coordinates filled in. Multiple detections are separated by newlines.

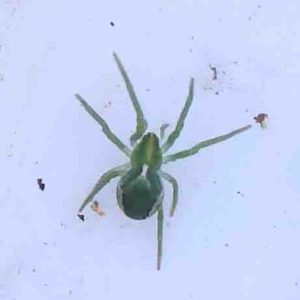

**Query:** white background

left=1, top=1, right=300, bottom=299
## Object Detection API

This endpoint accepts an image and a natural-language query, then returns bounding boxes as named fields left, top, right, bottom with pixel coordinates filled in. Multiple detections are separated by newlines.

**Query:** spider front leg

left=162, top=78, right=194, bottom=153
left=113, top=53, right=148, bottom=147
left=75, top=94, right=131, bottom=157
left=78, top=163, right=130, bottom=213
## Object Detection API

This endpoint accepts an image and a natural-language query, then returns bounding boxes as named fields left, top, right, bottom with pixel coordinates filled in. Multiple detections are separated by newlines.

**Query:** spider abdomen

left=117, top=169, right=163, bottom=220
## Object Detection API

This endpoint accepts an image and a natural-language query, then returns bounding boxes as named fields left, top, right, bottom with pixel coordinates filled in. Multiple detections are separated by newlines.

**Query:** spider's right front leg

left=162, top=78, right=194, bottom=153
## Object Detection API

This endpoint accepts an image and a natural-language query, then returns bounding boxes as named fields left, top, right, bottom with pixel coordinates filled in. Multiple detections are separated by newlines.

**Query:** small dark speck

left=215, top=91, right=219, bottom=95
left=37, top=178, right=45, bottom=191
left=32, top=268, right=36, bottom=273
left=225, top=243, right=229, bottom=247
left=60, top=222, right=67, bottom=228
left=295, top=282, right=298, bottom=286
left=110, top=22, right=115, bottom=26
left=210, top=66, right=217, bottom=80
left=77, top=214, right=85, bottom=222
left=273, top=225, right=277, bottom=229
left=43, top=242, right=48, bottom=245
left=213, top=180, right=217, bottom=184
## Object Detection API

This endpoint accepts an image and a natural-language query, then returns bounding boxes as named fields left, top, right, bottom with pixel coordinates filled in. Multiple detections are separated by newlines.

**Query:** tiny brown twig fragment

left=37, top=178, right=45, bottom=191
left=254, top=113, right=268, bottom=129
left=91, top=201, right=105, bottom=216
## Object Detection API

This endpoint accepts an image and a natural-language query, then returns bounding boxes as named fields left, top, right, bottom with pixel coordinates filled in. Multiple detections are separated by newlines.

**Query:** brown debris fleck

left=254, top=113, right=268, bottom=129
left=91, top=201, right=105, bottom=216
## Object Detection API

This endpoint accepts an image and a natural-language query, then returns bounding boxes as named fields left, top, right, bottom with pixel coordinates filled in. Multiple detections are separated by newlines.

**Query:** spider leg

left=159, top=123, right=169, bottom=140
left=159, top=170, right=179, bottom=217
left=163, top=125, right=252, bottom=164
left=75, top=94, right=131, bottom=157
left=113, top=53, right=148, bottom=147
left=78, top=163, right=130, bottom=213
left=162, top=78, right=194, bottom=153
left=157, top=205, right=164, bottom=270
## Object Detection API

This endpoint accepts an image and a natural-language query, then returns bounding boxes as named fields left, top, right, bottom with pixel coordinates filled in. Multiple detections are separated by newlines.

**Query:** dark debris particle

left=237, top=191, right=244, bottom=196
left=110, top=21, right=115, bottom=26
left=77, top=214, right=85, bottom=222
left=60, top=222, right=67, bottom=228
left=210, top=66, right=217, bottom=80
left=37, top=178, right=45, bottom=191
left=225, top=243, right=229, bottom=247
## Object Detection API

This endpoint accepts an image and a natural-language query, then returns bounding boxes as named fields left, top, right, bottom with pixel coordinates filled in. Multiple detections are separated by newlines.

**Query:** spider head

left=131, top=132, right=163, bottom=170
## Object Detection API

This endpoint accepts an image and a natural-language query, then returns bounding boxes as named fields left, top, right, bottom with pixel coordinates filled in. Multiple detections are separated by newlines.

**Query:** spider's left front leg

left=75, top=94, right=131, bottom=157
left=113, top=53, right=148, bottom=147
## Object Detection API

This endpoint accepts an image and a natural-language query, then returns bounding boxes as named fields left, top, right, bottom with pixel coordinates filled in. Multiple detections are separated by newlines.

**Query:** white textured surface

left=1, top=1, right=300, bottom=299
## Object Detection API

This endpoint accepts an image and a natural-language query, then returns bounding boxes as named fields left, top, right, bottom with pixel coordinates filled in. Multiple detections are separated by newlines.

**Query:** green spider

left=75, top=53, right=252, bottom=270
